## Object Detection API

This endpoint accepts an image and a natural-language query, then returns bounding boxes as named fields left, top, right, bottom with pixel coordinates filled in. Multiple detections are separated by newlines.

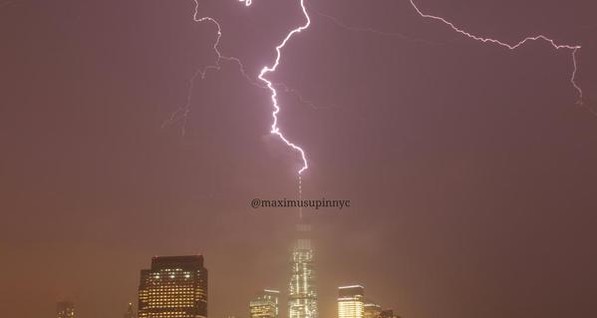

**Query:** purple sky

left=1, top=0, right=597, bottom=318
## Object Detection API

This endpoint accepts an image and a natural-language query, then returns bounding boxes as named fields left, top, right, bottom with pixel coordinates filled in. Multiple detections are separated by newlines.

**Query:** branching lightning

left=260, top=0, right=590, bottom=174
left=313, top=1, right=585, bottom=109
left=166, top=0, right=323, bottom=151
left=407, top=0, right=585, bottom=107
left=256, top=0, right=311, bottom=175
left=173, top=0, right=591, bottom=176
left=162, top=0, right=261, bottom=135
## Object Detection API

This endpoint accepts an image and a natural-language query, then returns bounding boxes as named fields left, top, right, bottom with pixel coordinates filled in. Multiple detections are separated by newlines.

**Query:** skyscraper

left=337, top=285, right=365, bottom=318
left=138, top=255, right=208, bottom=318
left=57, top=301, right=75, bottom=318
left=289, top=223, right=318, bottom=318
left=249, top=289, right=280, bottom=318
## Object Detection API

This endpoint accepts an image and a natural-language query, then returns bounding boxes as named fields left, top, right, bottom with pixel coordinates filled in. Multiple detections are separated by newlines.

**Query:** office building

left=338, top=285, right=365, bottom=318
left=363, top=302, right=382, bottom=318
left=250, top=289, right=280, bottom=318
left=138, top=255, right=208, bottom=318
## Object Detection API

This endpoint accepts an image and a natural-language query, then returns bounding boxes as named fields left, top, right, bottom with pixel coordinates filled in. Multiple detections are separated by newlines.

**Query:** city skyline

left=46, top=214, right=410, bottom=318
left=124, top=229, right=402, bottom=318
left=3, top=0, right=597, bottom=317
left=50, top=224, right=406, bottom=318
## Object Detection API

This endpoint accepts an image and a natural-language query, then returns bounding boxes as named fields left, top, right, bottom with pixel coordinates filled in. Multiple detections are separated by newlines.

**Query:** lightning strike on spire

left=256, top=0, right=311, bottom=175
left=407, top=0, right=585, bottom=107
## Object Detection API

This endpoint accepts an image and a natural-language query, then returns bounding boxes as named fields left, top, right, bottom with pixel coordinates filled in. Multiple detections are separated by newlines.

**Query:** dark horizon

left=2, top=0, right=597, bottom=318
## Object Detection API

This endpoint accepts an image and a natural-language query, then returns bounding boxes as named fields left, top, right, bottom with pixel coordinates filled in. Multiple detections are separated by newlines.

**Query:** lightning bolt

left=166, top=0, right=324, bottom=155
left=313, top=1, right=586, bottom=109
left=163, top=0, right=262, bottom=135
left=255, top=0, right=311, bottom=175
left=261, top=0, right=589, bottom=174
left=174, top=0, right=590, bottom=177
left=407, top=0, right=585, bottom=108
left=190, top=1, right=263, bottom=88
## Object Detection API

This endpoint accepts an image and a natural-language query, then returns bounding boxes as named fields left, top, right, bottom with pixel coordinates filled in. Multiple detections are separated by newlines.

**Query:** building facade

left=289, top=223, right=318, bottom=318
left=249, top=289, right=280, bottom=318
left=57, top=301, right=75, bottom=318
left=138, top=255, right=208, bottom=318
left=337, top=285, right=365, bottom=318
left=363, top=302, right=382, bottom=318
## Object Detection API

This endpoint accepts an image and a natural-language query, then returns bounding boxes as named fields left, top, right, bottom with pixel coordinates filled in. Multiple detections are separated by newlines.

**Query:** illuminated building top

left=289, top=223, right=318, bottom=318
left=338, top=285, right=365, bottom=318
left=363, top=302, right=382, bottom=318
left=138, top=255, right=208, bottom=318
left=250, top=289, right=280, bottom=318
